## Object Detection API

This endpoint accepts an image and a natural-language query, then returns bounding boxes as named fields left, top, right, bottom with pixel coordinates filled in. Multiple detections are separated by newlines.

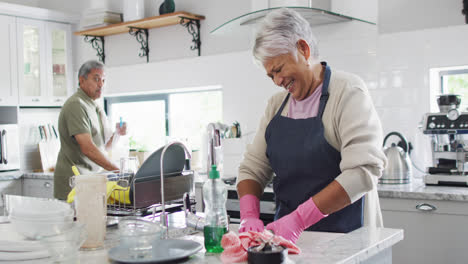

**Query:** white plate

left=108, top=239, right=202, bottom=263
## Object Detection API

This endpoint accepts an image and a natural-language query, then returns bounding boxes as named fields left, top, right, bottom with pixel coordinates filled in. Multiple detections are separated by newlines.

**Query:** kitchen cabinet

left=0, top=179, right=22, bottom=210
left=22, top=178, right=54, bottom=199
left=380, top=197, right=468, bottom=264
left=17, top=18, right=72, bottom=107
left=0, top=15, right=18, bottom=106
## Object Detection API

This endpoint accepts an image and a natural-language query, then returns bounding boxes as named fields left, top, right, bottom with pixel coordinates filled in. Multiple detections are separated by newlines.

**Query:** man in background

left=54, top=60, right=126, bottom=200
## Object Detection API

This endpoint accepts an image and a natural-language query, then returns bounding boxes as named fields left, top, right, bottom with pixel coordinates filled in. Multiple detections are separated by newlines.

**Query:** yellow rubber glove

left=67, top=181, right=131, bottom=205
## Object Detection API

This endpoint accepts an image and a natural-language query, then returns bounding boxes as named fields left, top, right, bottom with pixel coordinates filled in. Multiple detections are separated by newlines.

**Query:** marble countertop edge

left=338, top=228, right=404, bottom=264
left=5, top=172, right=468, bottom=202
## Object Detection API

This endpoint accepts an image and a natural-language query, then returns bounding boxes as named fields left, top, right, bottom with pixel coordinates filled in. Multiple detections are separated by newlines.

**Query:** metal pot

left=380, top=132, right=412, bottom=184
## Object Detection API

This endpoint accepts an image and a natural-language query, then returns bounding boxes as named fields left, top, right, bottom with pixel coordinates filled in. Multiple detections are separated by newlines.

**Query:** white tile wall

left=21, top=16, right=468, bottom=178
left=316, top=22, right=468, bottom=175
left=18, top=108, right=60, bottom=171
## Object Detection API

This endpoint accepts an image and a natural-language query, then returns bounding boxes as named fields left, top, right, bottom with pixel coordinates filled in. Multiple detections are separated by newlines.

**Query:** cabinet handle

left=44, top=182, right=51, bottom=188
left=32, top=98, right=40, bottom=102
left=54, top=99, right=62, bottom=102
left=416, top=203, right=437, bottom=212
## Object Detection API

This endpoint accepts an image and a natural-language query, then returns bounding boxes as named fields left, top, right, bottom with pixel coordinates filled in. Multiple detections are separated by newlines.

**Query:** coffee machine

left=422, top=94, right=468, bottom=186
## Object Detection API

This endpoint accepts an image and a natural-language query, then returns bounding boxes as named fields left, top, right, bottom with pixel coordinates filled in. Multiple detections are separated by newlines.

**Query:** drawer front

left=380, top=197, right=468, bottom=216
left=22, top=179, right=54, bottom=199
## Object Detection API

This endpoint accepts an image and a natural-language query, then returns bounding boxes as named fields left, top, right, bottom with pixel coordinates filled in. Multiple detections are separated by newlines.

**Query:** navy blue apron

left=265, top=63, right=363, bottom=233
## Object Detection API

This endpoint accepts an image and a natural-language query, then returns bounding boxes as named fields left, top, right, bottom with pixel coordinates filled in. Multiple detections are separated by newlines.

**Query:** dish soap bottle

left=203, top=165, right=228, bottom=253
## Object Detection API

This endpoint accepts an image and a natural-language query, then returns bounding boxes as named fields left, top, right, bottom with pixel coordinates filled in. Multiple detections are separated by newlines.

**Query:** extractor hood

left=210, top=6, right=375, bottom=35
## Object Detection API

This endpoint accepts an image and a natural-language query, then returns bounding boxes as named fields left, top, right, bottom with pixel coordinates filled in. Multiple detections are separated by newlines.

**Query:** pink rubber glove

left=266, top=198, right=327, bottom=243
left=238, top=194, right=264, bottom=233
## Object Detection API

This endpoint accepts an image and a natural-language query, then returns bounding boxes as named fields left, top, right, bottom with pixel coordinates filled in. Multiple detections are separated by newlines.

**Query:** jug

left=380, top=132, right=412, bottom=184
left=71, top=173, right=107, bottom=249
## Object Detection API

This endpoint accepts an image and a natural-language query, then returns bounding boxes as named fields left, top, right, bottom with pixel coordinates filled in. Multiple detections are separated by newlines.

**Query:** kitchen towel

left=96, top=104, right=113, bottom=145
left=220, top=231, right=301, bottom=264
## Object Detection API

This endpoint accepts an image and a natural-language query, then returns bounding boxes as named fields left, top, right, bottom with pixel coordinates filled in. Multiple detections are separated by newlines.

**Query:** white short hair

left=253, top=8, right=319, bottom=64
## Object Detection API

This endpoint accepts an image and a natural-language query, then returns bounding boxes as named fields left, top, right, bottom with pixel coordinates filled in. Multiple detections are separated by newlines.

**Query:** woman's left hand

left=265, top=211, right=304, bottom=243
left=266, top=197, right=327, bottom=243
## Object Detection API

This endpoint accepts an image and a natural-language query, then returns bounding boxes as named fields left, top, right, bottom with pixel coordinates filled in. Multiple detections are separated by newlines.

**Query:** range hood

left=210, top=6, right=375, bottom=35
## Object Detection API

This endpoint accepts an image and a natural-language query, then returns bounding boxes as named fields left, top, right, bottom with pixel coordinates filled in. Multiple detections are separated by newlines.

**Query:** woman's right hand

left=238, top=194, right=264, bottom=233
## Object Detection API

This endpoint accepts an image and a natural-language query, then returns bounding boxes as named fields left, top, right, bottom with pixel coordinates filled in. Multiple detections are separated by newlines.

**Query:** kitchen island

left=1, top=221, right=402, bottom=264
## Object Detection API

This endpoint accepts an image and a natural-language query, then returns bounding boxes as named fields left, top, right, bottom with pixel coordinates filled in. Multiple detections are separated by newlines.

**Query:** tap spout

left=155, top=140, right=191, bottom=238
left=206, top=122, right=229, bottom=175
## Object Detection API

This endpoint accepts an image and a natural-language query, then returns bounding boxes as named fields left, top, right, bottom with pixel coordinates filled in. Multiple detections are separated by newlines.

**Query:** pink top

left=288, top=83, right=323, bottom=119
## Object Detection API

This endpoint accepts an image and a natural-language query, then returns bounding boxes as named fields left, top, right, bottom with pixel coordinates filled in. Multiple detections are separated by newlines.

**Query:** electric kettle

left=380, top=132, right=412, bottom=184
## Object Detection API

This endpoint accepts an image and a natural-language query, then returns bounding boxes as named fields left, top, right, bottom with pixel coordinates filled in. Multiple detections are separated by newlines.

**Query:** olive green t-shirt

left=54, top=88, right=106, bottom=200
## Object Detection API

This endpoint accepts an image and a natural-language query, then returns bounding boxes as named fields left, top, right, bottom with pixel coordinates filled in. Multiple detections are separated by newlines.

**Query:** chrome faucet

left=153, top=140, right=191, bottom=238
left=183, top=192, right=205, bottom=231
left=206, top=122, right=229, bottom=175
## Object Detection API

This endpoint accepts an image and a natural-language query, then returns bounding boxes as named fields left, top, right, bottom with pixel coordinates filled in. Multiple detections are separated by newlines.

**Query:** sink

left=143, top=211, right=200, bottom=238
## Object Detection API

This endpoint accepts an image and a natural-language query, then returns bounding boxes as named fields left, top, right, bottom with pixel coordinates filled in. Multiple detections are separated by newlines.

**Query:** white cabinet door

left=45, top=21, right=72, bottom=107
left=22, top=178, right=54, bottom=199
left=17, top=19, right=73, bottom=107
left=17, top=18, right=47, bottom=106
left=0, top=15, right=18, bottom=106
left=381, top=197, right=468, bottom=264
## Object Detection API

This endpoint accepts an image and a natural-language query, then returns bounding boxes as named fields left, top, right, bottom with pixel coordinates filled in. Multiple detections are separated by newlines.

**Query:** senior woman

left=236, top=8, right=387, bottom=243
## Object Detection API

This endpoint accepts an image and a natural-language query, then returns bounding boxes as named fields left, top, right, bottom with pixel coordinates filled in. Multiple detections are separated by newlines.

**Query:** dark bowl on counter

left=247, top=244, right=287, bottom=264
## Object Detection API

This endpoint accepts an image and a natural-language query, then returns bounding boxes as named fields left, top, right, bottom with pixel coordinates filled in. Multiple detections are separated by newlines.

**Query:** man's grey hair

left=253, top=8, right=319, bottom=64
left=78, top=60, right=104, bottom=81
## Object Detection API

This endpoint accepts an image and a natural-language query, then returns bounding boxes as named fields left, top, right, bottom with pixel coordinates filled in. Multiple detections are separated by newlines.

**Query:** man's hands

left=115, top=122, right=127, bottom=136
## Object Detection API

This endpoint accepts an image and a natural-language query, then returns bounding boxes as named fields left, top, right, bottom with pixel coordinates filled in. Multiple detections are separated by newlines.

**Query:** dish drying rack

left=106, top=170, right=195, bottom=217
left=106, top=141, right=197, bottom=238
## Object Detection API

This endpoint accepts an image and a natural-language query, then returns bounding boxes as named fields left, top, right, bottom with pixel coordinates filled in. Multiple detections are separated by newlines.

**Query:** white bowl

left=10, top=208, right=74, bottom=221
left=9, top=198, right=73, bottom=219
left=39, top=222, right=87, bottom=263
left=9, top=215, right=74, bottom=240
left=118, top=217, right=164, bottom=258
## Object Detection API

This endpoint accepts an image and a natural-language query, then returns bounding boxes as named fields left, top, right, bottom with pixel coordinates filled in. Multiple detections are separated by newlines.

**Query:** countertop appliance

left=422, top=95, right=468, bottom=186
left=380, top=132, right=412, bottom=184
left=0, top=124, right=20, bottom=172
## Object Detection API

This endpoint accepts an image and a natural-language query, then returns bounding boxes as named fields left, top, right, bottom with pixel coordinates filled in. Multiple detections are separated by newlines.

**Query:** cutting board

left=38, top=125, right=60, bottom=172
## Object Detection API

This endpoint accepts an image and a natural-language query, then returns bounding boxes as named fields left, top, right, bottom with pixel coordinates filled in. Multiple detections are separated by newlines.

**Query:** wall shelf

left=74, top=11, right=205, bottom=63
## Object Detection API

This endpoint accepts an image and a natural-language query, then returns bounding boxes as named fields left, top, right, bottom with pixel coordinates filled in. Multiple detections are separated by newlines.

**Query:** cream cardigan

left=237, top=69, right=387, bottom=227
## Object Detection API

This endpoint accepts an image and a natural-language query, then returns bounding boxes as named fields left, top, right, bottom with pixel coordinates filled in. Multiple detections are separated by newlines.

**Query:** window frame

left=105, top=94, right=170, bottom=136
left=103, top=86, right=223, bottom=145
left=439, top=68, right=468, bottom=94
left=430, top=66, right=468, bottom=113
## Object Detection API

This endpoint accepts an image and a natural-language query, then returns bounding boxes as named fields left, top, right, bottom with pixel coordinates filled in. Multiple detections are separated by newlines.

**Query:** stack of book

left=80, top=9, right=123, bottom=29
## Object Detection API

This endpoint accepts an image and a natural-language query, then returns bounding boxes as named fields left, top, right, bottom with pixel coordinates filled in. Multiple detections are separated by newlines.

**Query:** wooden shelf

left=74, top=11, right=205, bottom=37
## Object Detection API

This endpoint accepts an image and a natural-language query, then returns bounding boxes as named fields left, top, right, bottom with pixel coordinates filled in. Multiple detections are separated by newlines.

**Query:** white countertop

left=378, top=177, right=468, bottom=201
left=7, top=171, right=468, bottom=202
left=0, top=222, right=402, bottom=264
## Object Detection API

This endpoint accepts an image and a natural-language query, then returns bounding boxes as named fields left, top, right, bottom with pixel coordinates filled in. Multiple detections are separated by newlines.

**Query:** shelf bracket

left=84, top=36, right=105, bottom=64
left=128, top=27, right=149, bottom=63
left=179, top=17, right=201, bottom=56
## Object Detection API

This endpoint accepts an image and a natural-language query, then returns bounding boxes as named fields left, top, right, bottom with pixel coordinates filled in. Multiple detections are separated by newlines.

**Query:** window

left=104, top=87, right=222, bottom=153
left=430, top=66, right=468, bottom=112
